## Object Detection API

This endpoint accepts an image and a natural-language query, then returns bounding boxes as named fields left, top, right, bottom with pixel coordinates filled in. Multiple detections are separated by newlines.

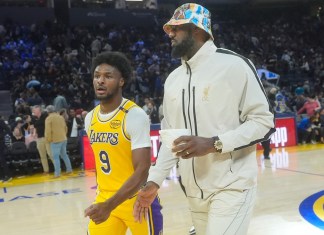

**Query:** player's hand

left=133, top=181, right=159, bottom=223
left=84, top=202, right=111, bottom=225
left=172, top=136, right=215, bottom=159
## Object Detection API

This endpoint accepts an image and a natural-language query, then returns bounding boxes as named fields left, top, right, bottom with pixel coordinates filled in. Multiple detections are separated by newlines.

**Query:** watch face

left=213, top=137, right=223, bottom=151
left=216, top=141, right=223, bottom=149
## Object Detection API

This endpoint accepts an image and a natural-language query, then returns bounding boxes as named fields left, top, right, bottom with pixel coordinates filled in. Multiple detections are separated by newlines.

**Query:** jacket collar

left=181, top=40, right=217, bottom=69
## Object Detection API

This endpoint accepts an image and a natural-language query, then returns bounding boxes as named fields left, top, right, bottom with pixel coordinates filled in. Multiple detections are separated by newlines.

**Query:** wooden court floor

left=0, top=144, right=323, bottom=235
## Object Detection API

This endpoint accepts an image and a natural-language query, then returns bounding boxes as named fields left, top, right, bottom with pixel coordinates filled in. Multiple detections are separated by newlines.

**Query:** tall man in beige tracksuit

left=45, top=105, right=72, bottom=178
left=133, top=3, right=275, bottom=235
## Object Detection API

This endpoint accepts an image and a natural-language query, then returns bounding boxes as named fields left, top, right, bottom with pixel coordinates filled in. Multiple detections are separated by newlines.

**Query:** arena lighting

left=83, top=0, right=113, bottom=2
left=82, top=0, right=144, bottom=2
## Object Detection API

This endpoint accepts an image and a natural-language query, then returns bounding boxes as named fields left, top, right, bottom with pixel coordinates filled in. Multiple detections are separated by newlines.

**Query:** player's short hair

left=91, top=51, right=132, bottom=87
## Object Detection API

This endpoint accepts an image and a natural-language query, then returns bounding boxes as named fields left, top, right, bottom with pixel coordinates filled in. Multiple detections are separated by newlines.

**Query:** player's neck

left=100, top=96, right=123, bottom=114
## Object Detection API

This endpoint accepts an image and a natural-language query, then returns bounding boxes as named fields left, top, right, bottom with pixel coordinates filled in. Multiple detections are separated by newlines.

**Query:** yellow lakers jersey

left=87, top=99, right=138, bottom=193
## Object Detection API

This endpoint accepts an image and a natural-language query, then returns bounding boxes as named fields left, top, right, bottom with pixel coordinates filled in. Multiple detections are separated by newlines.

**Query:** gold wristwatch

left=213, top=136, right=223, bottom=153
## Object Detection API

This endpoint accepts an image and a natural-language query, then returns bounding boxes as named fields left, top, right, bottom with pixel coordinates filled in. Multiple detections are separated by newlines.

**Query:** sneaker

left=189, top=226, right=196, bottom=235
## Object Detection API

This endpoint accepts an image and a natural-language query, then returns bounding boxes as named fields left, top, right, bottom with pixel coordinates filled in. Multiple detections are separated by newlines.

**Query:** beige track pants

left=189, top=186, right=257, bottom=235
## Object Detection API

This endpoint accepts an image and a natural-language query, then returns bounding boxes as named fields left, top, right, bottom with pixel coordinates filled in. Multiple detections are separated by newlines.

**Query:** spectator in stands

left=25, top=124, right=37, bottom=147
left=14, top=116, right=23, bottom=127
left=147, top=100, right=159, bottom=124
left=142, top=96, right=151, bottom=114
left=70, top=95, right=83, bottom=110
left=26, top=86, right=43, bottom=106
left=102, top=39, right=112, bottom=52
left=274, top=92, right=292, bottom=114
left=67, top=108, right=83, bottom=137
left=14, top=92, right=27, bottom=109
left=59, top=108, right=69, bottom=123
left=292, top=87, right=307, bottom=112
left=302, top=80, right=311, bottom=96
left=31, top=105, right=52, bottom=175
left=78, top=110, right=88, bottom=132
left=0, top=117, right=12, bottom=182
left=91, top=36, right=101, bottom=57
left=297, top=94, right=321, bottom=117
left=53, top=89, right=69, bottom=112
left=11, top=126, right=25, bottom=143
left=297, top=113, right=320, bottom=144
left=22, top=114, right=33, bottom=136
left=45, top=105, right=72, bottom=178
left=78, top=62, right=90, bottom=76
left=310, top=111, right=321, bottom=144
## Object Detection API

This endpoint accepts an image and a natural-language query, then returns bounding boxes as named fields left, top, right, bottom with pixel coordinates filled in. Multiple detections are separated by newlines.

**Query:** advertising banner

left=256, top=116, right=297, bottom=150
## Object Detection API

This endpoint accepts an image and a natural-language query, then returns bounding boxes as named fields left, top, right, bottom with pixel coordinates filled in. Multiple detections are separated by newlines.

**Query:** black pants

left=261, top=139, right=271, bottom=157
left=297, top=129, right=318, bottom=143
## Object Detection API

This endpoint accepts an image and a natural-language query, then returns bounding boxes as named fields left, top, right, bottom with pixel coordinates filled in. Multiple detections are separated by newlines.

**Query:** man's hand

left=133, top=181, right=159, bottom=223
left=172, top=136, right=215, bottom=159
left=84, top=202, right=111, bottom=225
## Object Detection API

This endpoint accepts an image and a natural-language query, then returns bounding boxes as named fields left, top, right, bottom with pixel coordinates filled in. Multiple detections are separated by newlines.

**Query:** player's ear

left=119, top=78, right=125, bottom=87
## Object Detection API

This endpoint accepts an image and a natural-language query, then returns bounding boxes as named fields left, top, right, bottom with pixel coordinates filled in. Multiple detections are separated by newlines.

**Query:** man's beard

left=95, top=94, right=113, bottom=101
left=95, top=90, right=116, bottom=101
left=171, top=34, right=195, bottom=58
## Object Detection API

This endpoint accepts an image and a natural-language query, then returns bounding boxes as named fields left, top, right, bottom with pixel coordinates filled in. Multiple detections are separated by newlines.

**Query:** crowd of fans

left=0, top=4, right=324, bottom=181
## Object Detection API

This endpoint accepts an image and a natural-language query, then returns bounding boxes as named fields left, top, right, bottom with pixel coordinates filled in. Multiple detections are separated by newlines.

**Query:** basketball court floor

left=1, top=144, right=323, bottom=235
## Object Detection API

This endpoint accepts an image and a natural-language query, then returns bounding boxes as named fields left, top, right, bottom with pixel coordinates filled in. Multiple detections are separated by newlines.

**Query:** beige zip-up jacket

left=148, top=40, right=275, bottom=199
left=45, top=112, right=67, bottom=143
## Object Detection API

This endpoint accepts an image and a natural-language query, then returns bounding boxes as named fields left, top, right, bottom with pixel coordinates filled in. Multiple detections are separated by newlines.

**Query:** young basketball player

left=84, top=51, right=163, bottom=235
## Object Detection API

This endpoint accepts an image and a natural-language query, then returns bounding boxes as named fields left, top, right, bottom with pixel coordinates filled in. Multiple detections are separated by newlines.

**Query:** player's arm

left=104, top=146, right=151, bottom=207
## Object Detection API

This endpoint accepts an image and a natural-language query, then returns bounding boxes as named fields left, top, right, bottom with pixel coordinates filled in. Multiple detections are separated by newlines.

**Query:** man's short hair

left=91, top=51, right=132, bottom=87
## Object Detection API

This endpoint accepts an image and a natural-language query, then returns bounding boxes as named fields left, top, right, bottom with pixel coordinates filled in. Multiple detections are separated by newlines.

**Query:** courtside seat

left=67, top=137, right=82, bottom=168
left=9, top=142, right=30, bottom=176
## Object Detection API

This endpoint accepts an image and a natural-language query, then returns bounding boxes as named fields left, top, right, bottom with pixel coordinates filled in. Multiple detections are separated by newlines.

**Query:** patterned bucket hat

left=163, top=3, right=214, bottom=40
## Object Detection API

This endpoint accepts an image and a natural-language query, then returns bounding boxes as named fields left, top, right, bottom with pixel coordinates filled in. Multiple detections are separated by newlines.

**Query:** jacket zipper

left=182, top=89, right=187, bottom=128
left=193, top=86, right=198, bottom=136
left=186, top=62, right=193, bottom=133
left=184, top=62, right=203, bottom=199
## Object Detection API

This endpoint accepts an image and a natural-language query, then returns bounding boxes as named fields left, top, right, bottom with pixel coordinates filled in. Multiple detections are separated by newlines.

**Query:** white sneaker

left=189, top=226, right=196, bottom=235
